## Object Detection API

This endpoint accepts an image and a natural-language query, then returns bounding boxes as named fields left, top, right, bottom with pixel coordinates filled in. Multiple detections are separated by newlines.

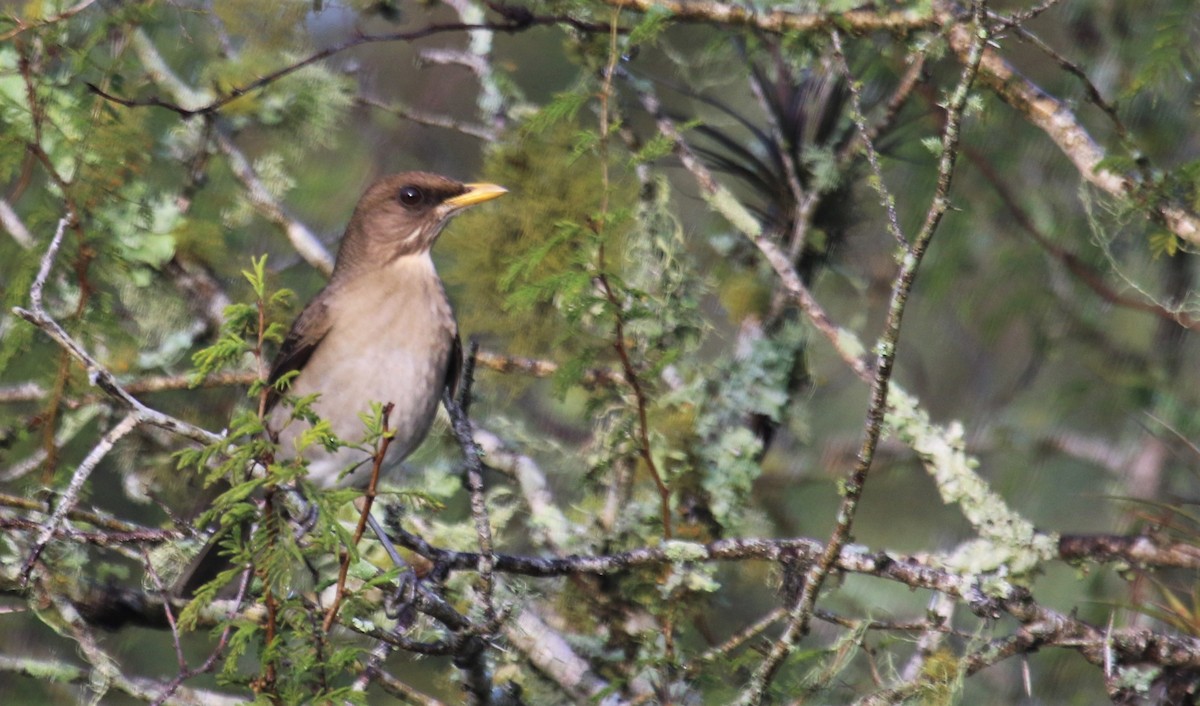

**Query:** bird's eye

left=397, top=186, right=424, bottom=208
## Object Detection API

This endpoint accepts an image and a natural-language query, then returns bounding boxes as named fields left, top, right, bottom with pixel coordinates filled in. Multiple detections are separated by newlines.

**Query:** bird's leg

left=366, top=512, right=407, bottom=569
left=377, top=502, right=442, bottom=628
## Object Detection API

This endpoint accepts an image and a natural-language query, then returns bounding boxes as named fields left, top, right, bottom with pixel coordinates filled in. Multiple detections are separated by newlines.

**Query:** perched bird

left=265, top=172, right=506, bottom=486
left=177, top=172, right=506, bottom=594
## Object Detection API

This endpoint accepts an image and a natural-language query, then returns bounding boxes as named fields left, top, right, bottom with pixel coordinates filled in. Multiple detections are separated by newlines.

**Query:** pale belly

left=268, top=261, right=455, bottom=488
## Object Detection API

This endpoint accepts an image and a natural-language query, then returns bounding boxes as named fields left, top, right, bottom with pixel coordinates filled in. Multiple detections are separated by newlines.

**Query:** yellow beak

left=444, top=183, right=508, bottom=210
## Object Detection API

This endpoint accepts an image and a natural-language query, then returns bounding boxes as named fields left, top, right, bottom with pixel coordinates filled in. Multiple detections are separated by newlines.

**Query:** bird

left=265, top=172, right=506, bottom=487
left=177, top=171, right=506, bottom=595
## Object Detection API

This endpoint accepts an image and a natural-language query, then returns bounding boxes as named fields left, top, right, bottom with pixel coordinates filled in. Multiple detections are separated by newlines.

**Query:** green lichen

left=886, top=386, right=1057, bottom=577
left=661, top=539, right=708, bottom=562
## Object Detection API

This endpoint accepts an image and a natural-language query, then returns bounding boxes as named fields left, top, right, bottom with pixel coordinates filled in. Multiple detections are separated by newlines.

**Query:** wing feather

left=265, top=288, right=334, bottom=413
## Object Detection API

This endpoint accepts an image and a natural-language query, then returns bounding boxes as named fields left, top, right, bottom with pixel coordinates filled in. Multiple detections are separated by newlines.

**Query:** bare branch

left=941, top=4, right=1200, bottom=246
left=19, top=412, right=140, bottom=583
left=738, top=11, right=990, bottom=701
left=0, top=197, right=33, bottom=248
left=11, top=220, right=223, bottom=447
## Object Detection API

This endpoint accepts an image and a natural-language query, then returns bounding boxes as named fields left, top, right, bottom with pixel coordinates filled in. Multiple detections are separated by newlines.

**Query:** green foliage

left=520, top=90, right=589, bottom=137
left=190, top=255, right=291, bottom=381
left=1149, top=231, right=1180, bottom=258
left=1123, top=5, right=1199, bottom=99
left=4, top=2, right=1200, bottom=704
left=443, top=119, right=637, bottom=372
left=174, top=261, right=385, bottom=694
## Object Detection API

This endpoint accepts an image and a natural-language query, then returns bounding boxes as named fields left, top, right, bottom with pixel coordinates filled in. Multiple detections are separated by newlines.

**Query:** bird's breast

left=272, top=255, right=456, bottom=487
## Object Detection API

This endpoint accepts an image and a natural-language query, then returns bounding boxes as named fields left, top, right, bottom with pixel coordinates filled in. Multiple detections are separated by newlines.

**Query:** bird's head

left=335, top=171, right=507, bottom=275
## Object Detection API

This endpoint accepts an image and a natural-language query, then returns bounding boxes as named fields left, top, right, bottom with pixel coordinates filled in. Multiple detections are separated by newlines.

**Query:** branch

left=738, top=12, right=990, bottom=701
left=0, top=0, right=99, bottom=42
left=939, top=1, right=1200, bottom=246
left=599, top=0, right=935, bottom=33
left=11, top=219, right=222, bottom=447
left=1058, top=534, right=1200, bottom=569
left=604, top=0, right=1200, bottom=246
left=11, top=419, right=148, bottom=583
left=596, top=263, right=672, bottom=539
left=93, top=12, right=615, bottom=120
left=443, top=345, right=498, bottom=626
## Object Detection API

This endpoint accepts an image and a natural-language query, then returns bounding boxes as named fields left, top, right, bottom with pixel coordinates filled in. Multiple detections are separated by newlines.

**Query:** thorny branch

left=442, top=344, right=499, bottom=625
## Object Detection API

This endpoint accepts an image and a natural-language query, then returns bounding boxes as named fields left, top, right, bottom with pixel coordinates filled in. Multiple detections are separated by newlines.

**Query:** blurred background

left=1, top=0, right=1198, bottom=703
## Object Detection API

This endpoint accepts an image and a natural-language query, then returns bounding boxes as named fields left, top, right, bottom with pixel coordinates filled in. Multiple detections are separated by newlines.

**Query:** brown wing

left=264, top=287, right=335, bottom=414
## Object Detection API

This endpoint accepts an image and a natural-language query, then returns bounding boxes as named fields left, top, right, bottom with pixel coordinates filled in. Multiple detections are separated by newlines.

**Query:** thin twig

left=443, top=345, right=498, bottom=626
left=323, top=403, right=396, bottom=633
left=11, top=220, right=222, bottom=446
left=90, top=13, right=616, bottom=120
left=151, top=569, right=254, bottom=706
left=736, top=10, right=990, bottom=702
left=596, top=264, right=673, bottom=539
left=0, top=0, right=98, bottom=41
left=837, top=46, right=910, bottom=248
left=835, top=51, right=926, bottom=169
left=19, top=411, right=139, bottom=584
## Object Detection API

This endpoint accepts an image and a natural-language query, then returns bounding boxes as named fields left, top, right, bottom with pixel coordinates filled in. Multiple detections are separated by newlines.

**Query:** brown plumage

left=177, top=172, right=505, bottom=594
left=265, top=173, right=505, bottom=488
